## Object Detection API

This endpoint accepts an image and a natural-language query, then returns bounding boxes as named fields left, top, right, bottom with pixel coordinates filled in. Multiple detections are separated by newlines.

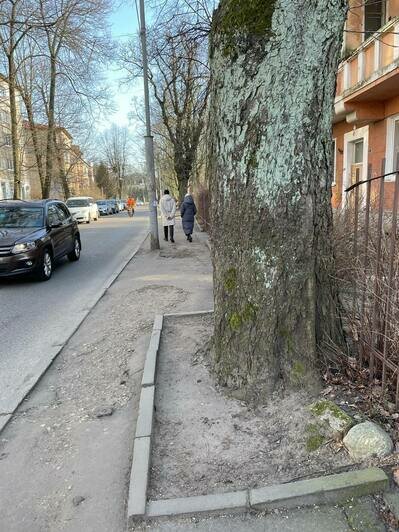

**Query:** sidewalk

left=0, top=225, right=213, bottom=532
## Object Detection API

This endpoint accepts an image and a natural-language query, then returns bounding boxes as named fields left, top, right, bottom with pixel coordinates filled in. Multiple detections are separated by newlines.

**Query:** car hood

left=0, top=228, right=43, bottom=246
left=68, top=206, right=89, bottom=212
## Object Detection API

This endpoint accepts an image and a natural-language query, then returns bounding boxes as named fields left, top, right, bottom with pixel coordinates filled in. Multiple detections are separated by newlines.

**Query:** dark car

left=0, top=199, right=81, bottom=282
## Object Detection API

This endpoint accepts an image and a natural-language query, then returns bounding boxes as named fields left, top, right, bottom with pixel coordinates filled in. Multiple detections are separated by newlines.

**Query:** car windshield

left=0, top=206, right=44, bottom=228
left=97, top=201, right=107, bottom=205
left=67, top=199, right=89, bottom=207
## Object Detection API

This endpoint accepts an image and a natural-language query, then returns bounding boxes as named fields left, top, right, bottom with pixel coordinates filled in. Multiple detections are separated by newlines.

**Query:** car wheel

left=86, top=216, right=91, bottom=224
left=67, top=236, right=81, bottom=262
left=34, top=248, right=53, bottom=282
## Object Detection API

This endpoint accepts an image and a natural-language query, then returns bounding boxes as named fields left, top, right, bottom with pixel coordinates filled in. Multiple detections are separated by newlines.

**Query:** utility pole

left=139, top=0, right=160, bottom=250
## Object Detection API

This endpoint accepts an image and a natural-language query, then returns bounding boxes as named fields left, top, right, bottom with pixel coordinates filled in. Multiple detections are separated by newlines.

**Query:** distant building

left=0, top=75, right=29, bottom=199
left=23, top=122, right=100, bottom=200
left=333, top=0, right=399, bottom=208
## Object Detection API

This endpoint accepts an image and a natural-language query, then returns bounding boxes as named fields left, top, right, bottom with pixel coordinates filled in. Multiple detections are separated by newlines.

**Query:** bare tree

left=100, top=125, right=130, bottom=199
left=0, top=0, right=41, bottom=198
left=208, top=0, right=347, bottom=401
left=122, top=14, right=209, bottom=201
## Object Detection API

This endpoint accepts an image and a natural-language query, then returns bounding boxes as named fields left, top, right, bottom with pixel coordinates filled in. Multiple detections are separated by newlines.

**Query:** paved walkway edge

left=0, top=231, right=150, bottom=436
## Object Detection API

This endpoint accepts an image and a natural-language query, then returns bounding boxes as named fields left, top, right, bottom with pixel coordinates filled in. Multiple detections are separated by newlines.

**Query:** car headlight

left=11, top=241, right=37, bottom=254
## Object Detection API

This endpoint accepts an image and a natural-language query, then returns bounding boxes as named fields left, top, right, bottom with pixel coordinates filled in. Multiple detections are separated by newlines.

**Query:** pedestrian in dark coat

left=180, top=190, right=197, bottom=242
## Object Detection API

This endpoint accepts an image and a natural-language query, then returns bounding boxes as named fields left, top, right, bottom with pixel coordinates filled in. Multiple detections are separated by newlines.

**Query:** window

left=4, top=134, right=11, bottom=147
left=47, top=205, right=61, bottom=226
left=55, top=203, right=70, bottom=221
left=6, top=158, right=13, bottom=171
left=364, top=0, right=385, bottom=40
left=385, top=115, right=399, bottom=177
left=392, top=121, right=399, bottom=172
left=0, top=87, right=5, bottom=98
left=0, top=181, right=6, bottom=199
left=353, top=139, right=364, bottom=164
left=0, top=110, right=9, bottom=124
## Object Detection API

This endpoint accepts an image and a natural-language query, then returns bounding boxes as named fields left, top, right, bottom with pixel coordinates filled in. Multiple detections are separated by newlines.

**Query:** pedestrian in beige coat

left=159, top=189, right=176, bottom=243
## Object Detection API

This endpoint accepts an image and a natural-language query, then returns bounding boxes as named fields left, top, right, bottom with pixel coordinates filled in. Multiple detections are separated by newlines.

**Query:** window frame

left=363, top=0, right=386, bottom=42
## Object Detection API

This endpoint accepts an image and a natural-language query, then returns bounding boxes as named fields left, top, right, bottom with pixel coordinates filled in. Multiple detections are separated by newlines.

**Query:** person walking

left=180, top=187, right=197, bottom=242
left=160, top=189, right=176, bottom=243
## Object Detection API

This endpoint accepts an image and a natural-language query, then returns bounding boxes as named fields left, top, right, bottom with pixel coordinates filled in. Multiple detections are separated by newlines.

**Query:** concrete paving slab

left=250, top=468, right=388, bottom=510
left=135, top=386, right=155, bottom=438
left=146, top=490, right=248, bottom=518
left=128, top=436, right=152, bottom=519
left=384, top=490, right=399, bottom=520
left=343, top=496, right=386, bottom=531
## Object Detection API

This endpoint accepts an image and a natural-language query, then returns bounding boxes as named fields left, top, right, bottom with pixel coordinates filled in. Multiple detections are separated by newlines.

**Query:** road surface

left=0, top=209, right=149, bottom=419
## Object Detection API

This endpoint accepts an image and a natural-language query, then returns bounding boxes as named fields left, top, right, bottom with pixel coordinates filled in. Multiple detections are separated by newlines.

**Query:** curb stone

left=153, top=314, right=163, bottom=331
left=128, top=436, right=152, bottom=519
left=135, top=386, right=155, bottom=438
left=141, top=329, right=161, bottom=387
left=250, top=467, right=388, bottom=510
left=163, top=310, right=214, bottom=318
left=146, top=490, right=248, bottom=518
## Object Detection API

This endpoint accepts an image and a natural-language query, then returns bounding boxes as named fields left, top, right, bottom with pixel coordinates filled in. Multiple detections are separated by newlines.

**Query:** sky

left=103, top=1, right=143, bottom=130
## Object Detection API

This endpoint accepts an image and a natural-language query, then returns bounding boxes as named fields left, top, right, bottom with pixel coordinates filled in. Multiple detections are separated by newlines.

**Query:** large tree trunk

left=209, top=0, right=346, bottom=402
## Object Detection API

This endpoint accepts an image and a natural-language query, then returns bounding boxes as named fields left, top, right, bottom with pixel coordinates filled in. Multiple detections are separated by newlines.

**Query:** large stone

left=343, top=421, right=393, bottom=460
left=309, top=400, right=353, bottom=435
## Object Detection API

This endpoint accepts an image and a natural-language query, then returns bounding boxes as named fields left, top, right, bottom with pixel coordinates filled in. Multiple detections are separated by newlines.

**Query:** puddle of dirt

left=149, top=314, right=356, bottom=500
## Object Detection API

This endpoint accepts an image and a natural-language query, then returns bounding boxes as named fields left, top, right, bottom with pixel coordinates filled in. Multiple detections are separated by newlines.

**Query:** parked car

left=136, top=200, right=144, bottom=206
left=96, top=200, right=112, bottom=216
left=0, top=199, right=81, bottom=281
left=66, top=197, right=92, bottom=223
left=108, top=199, right=119, bottom=214
left=117, top=199, right=125, bottom=211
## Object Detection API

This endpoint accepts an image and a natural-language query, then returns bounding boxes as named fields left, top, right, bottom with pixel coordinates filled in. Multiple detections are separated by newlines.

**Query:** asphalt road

left=0, top=208, right=149, bottom=417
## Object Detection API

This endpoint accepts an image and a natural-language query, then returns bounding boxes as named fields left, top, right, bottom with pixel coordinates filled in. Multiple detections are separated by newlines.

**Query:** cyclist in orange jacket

left=126, top=196, right=136, bottom=217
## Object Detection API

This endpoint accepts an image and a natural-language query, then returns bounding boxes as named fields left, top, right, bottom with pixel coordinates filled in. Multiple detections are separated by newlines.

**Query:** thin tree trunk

left=53, top=130, right=69, bottom=199
left=24, top=97, right=46, bottom=197
left=208, top=0, right=346, bottom=402
left=43, top=54, right=56, bottom=198
left=8, top=51, right=21, bottom=199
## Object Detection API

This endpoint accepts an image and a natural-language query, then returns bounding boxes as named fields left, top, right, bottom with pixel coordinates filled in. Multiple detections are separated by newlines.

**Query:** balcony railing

left=336, top=16, right=399, bottom=100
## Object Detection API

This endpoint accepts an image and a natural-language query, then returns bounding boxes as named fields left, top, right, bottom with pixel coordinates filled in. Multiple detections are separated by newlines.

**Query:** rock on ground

left=343, top=421, right=393, bottom=460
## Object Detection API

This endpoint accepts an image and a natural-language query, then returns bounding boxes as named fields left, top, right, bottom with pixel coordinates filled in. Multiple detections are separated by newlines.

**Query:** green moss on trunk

left=216, top=0, right=277, bottom=56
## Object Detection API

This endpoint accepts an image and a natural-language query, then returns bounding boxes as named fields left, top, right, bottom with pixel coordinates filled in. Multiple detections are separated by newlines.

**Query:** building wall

left=333, top=96, right=399, bottom=209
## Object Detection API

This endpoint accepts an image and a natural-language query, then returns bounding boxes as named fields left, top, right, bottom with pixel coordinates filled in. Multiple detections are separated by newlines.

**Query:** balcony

left=335, top=16, right=399, bottom=124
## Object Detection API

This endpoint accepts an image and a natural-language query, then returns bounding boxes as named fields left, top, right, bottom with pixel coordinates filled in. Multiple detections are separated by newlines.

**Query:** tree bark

left=8, top=4, right=21, bottom=200
left=43, top=54, right=57, bottom=198
left=208, top=0, right=346, bottom=401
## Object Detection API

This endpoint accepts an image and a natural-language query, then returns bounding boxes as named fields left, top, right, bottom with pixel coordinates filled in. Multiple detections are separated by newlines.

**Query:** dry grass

left=333, top=195, right=399, bottom=404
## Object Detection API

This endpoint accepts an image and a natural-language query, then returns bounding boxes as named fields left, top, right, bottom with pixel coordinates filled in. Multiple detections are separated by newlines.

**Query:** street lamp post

left=139, top=0, right=160, bottom=250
